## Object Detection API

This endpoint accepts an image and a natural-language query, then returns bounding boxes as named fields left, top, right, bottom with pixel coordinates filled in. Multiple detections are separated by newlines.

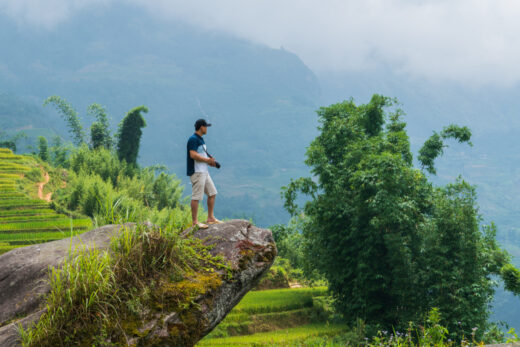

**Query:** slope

left=0, top=148, right=92, bottom=254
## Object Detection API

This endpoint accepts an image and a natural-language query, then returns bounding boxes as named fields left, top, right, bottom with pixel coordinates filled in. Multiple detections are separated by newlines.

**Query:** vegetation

left=19, top=220, right=229, bottom=346
left=87, top=103, right=112, bottom=150
left=282, top=95, right=520, bottom=340
left=198, top=287, right=344, bottom=346
left=0, top=148, right=92, bottom=254
left=43, top=96, right=85, bottom=146
left=37, top=136, right=48, bottom=162
left=53, top=145, right=187, bottom=227
left=116, top=105, right=148, bottom=166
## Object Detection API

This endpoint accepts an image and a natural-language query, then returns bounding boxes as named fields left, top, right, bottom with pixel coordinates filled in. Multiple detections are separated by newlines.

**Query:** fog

left=2, top=0, right=520, bottom=86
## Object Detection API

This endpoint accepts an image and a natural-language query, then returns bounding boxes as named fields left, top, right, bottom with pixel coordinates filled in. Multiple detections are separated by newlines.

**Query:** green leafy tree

left=87, top=103, right=112, bottom=149
left=37, top=136, right=49, bottom=161
left=283, top=95, right=520, bottom=339
left=44, top=96, right=85, bottom=146
left=418, top=125, right=473, bottom=174
left=116, top=106, right=148, bottom=166
left=50, top=136, right=70, bottom=168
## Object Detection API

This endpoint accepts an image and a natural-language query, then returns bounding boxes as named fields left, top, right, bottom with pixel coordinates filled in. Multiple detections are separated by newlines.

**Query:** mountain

left=0, top=4, right=320, bottom=227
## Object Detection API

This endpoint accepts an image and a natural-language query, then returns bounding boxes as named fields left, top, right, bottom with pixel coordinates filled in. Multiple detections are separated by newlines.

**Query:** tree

left=50, top=136, right=70, bottom=168
left=418, top=125, right=472, bottom=174
left=37, top=136, right=49, bottom=161
left=116, top=106, right=148, bottom=166
left=44, top=96, right=85, bottom=146
left=87, top=103, right=112, bottom=149
left=283, top=95, right=520, bottom=339
left=0, top=130, right=27, bottom=153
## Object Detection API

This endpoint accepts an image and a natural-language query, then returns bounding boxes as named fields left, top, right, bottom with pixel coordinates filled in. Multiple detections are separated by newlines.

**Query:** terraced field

left=0, top=148, right=92, bottom=255
left=198, top=287, right=348, bottom=346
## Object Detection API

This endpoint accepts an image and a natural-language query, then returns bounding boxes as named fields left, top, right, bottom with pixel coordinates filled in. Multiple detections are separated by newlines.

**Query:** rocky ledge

left=0, top=219, right=276, bottom=346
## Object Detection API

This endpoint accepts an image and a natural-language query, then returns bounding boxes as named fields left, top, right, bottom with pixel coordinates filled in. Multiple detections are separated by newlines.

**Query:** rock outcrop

left=0, top=219, right=276, bottom=346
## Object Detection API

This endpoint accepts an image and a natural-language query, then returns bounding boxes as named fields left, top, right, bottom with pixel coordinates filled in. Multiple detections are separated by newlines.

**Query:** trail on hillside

left=37, top=170, right=52, bottom=202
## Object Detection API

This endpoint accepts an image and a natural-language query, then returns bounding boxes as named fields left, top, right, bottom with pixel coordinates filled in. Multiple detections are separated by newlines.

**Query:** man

left=187, top=119, right=222, bottom=228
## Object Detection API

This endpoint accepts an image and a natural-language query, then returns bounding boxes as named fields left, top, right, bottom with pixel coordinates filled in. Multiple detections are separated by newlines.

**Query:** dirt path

left=37, top=170, right=52, bottom=202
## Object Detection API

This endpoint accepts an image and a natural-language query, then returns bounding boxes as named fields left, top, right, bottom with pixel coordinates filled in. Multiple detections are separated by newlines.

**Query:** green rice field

left=0, top=148, right=92, bottom=255
left=198, top=287, right=348, bottom=346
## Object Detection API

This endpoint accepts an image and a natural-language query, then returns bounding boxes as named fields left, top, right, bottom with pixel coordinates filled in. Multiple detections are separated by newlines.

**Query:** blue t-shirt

left=187, top=133, right=206, bottom=176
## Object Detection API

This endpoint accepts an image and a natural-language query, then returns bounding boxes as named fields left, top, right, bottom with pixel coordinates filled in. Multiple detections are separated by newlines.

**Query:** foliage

left=54, top=146, right=184, bottom=223
left=418, top=125, right=472, bottom=174
left=37, top=136, right=48, bottom=161
left=116, top=105, right=148, bottom=166
left=270, top=217, right=323, bottom=284
left=43, top=96, right=85, bottom=146
left=49, top=136, right=71, bottom=168
left=282, top=95, right=519, bottom=340
left=501, top=264, right=520, bottom=294
left=87, top=103, right=112, bottom=149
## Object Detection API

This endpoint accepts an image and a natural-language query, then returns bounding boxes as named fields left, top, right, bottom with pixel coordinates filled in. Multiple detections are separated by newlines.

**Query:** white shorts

left=190, top=172, right=217, bottom=201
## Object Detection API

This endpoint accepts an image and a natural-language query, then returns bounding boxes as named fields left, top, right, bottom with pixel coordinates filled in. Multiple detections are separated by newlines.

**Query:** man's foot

left=194, top=222, right=209, bottom=229
left=206, top=218, right=223, bottom=225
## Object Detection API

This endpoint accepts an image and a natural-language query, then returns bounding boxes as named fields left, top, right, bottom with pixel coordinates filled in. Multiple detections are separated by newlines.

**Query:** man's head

left=195, top=119, right=212, bottom=135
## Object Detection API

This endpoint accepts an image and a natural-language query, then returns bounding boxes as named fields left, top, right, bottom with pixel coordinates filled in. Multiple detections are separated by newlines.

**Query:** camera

left=215, top=161, right=221, bottom=169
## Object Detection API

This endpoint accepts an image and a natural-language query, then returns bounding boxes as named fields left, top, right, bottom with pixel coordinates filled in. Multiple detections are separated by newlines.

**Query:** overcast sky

left=2, top=0, right=520, bottom=86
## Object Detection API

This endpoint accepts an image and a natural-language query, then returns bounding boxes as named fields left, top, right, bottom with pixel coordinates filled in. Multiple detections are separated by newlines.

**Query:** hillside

left=198, top=287, right=348, bottom=346
left=0, top=3, right=320, bottom=227
left=0, top=148, right=91, bottom=254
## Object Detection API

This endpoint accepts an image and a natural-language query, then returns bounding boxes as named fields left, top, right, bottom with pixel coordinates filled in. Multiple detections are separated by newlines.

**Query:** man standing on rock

left=187, top=119, right=222, bottom=229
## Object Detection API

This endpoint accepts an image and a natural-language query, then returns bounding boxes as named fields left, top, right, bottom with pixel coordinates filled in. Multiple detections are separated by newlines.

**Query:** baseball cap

left=195, top=119, right=212, bottom=130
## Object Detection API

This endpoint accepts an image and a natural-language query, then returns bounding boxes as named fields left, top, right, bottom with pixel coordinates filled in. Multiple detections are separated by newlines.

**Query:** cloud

left=0, top=0, right=112, bottom=29
left=2, top=0, right=520, bottom=86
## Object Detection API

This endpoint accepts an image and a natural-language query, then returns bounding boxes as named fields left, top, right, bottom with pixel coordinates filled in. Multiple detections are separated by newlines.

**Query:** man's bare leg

left=207, top=195, right=216, bottom=222
left=191, top=199, right=199, bottom=225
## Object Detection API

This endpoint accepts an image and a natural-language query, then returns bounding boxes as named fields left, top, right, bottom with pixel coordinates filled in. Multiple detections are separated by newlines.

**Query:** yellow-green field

left=0, top=148, right=92, bottom=254
left=198, top=287, right=348, bottom=346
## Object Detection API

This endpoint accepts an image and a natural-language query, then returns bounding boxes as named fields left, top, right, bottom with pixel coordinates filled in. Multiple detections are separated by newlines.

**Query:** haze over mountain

left=1, top=0, right=520, bottom=329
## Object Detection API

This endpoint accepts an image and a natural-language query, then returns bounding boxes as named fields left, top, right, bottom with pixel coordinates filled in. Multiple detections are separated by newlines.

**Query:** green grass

left=0, top=148, right=93, bottom=253
left=0, top=214, right=63, bottom=223
left=201, top=287, right=335, bottom=345
left=198, top=323, right=348, bottom=346
left=0, top=218, right=92, bottom=232
left=0, top=209, right=57, bottom=217
left=0, top=173, right=20, bottom=179
left=0, top=200, right=50, bottom=209
left=0, top=194, right=26, bottom=199
left=0, top=230, right=86, bottom=242
left=231, top=287, right=327, bottom=314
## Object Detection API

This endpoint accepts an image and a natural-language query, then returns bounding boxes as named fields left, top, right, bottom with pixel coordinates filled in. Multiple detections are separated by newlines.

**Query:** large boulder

left=0, top=219, right=276, bottom=346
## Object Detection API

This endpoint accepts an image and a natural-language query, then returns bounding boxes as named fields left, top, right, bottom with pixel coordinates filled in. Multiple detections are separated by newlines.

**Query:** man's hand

left=207, top=157, right=216, bottom=167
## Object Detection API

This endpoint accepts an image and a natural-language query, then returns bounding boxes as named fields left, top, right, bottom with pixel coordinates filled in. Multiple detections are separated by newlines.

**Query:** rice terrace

left=0, top=148, right=91, bottom=255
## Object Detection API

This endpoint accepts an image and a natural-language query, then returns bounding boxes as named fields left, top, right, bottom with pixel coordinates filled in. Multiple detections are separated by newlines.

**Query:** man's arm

left=190, top=150, right=216, bottom=166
